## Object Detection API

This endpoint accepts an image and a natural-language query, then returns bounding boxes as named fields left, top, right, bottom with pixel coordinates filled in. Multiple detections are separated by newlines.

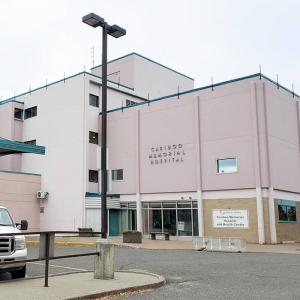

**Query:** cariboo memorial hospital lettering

left=149, top=144, right=186, bottom=165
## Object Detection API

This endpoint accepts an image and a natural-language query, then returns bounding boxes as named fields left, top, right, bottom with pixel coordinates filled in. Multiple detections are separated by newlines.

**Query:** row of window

left=89, top=94, right=137, bottom=108
left=89, top=169, right=123, bottom=183
left=14, top=107, right=37, bottom=120
left=88, top=159, right=234, bottom=183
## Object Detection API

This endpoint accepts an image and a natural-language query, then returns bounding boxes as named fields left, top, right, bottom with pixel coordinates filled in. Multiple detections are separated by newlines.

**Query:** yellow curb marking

left=26, top=241, right=94, bottom=247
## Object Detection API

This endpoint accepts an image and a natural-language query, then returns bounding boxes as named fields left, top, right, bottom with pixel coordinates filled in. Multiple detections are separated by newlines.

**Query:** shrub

left=122, top=230, right=141, bottom=234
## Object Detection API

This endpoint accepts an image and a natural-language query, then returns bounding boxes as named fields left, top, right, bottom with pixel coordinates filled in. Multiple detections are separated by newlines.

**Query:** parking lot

left=1, top=243, right=300, bottom=299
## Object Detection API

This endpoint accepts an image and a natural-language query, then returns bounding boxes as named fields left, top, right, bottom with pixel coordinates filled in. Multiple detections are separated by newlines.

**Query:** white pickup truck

left=0, top=206, right=28, bottom=279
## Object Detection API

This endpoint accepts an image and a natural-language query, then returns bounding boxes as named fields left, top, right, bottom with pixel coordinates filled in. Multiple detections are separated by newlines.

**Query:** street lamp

left=83, top=13, right=126, bottom=239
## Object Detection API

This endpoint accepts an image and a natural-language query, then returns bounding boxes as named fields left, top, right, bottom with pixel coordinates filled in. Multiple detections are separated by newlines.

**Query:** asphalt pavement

left=1, top=236, right=300, bottom=300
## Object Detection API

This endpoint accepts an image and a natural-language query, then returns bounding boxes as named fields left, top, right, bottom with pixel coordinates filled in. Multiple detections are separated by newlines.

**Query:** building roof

left=91, top=52, right=195, bottom=81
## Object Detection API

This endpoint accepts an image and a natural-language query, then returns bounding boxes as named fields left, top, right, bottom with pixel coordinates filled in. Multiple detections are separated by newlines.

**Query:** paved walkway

left=1, top=236, right=300, bottom=300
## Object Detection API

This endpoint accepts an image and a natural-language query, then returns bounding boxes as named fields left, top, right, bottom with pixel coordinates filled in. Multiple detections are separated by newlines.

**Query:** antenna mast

left=91, top=46, right=95, bottom=67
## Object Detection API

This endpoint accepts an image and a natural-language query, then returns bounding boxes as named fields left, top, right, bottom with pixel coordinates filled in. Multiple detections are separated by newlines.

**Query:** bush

left=122, top=230, right=142, bottom=243
left=122, top=230, right=141, bottom=234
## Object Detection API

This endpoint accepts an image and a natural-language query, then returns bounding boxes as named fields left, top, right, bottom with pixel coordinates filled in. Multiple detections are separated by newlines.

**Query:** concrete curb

left=25, top=240, right=144, bottom=248
left=67, top=271, right=166, bottom=300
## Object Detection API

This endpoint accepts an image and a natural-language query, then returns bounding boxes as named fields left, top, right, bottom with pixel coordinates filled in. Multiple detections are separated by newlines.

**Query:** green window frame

left=112, top=169, right=123, bottom=181
left=277, top=199, right=297, bottom=223
left=24, top=106, right=37, bottom=119
left=89, top=94, right=99, bottom=108
left=14, top=108, right=23, bottom=120
left=89, top=131, right=98, bottom=144
left=89, top=170, right=98, bottom=183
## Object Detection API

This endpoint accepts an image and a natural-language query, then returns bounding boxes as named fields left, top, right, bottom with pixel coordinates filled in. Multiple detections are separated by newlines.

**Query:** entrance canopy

left=0, top=138, right=45, bottom=156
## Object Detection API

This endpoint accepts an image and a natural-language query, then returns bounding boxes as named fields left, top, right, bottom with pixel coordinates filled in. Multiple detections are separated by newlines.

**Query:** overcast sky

left=1, top=0, right=300, bottom=100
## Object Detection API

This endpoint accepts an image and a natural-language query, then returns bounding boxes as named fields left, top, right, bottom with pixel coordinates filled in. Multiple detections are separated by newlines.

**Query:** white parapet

left=193, top=237, right=247, bottom=252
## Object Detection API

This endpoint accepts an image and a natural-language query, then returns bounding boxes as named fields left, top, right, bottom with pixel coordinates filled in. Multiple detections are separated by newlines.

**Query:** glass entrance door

left=163, top=210, right=176, bottom=235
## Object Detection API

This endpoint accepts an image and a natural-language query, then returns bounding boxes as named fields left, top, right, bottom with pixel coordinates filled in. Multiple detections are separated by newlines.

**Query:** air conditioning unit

left=37, top=191, right=49, bottom=199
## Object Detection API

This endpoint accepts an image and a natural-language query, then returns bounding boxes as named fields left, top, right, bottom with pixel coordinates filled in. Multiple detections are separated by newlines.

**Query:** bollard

left=94, top=239, right=114, bottom=279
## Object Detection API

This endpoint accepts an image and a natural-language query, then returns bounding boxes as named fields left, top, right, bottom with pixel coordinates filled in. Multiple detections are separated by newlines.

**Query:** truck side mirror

left=16, top=220, right=28, bottom=230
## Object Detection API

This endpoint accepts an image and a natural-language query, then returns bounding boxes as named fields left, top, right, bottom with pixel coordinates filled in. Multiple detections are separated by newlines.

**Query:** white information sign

left=178, top=221, right=185, bottom=231
left=212, top=209, right=249, bottom=229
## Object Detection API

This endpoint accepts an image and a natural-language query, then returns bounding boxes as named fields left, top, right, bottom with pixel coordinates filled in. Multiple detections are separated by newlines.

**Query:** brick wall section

left=203, top=198, right=258, bottom=244
left=275, top=200, right=300, bottom=243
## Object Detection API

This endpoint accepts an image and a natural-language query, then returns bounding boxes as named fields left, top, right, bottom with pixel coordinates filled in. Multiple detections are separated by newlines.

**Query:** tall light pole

left=82, top=13, right=126, bottom=238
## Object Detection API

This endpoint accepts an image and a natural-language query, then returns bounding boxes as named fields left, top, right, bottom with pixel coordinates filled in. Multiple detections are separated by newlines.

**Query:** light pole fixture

left=83, top=13, right=126, bottom=239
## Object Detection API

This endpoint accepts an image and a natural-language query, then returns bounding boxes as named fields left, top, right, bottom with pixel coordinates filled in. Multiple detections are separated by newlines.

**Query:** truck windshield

left=0, top=209, right=14, bottom=226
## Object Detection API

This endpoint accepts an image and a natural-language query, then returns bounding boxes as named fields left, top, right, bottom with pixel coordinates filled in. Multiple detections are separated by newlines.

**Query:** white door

left=86, top=208, right=101, bottom=234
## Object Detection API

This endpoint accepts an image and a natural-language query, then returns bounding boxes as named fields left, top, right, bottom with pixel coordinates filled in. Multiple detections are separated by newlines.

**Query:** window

left=278, top=199, right=297, bottom=222
left=89, top=131, right=98, bottom=144
left=89, top=94, right=99, bottom=107
left=112, top=169, right=123, bottom=181
left=0, top=208, right=13, bottom=226
left=24, top=106, right=37, bottom=119
left=24, top=140, right=36, bottom=145
left=89, top=170, right=98, bottom=183
left=14, top=108, right=23, bottom=120
left=217, top=157, right=237, bottom=174
left=126, top=99, right=137, bottom=106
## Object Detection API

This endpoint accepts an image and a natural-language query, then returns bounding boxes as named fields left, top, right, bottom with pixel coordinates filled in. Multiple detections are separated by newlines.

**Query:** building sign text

left=149, top=144, right=185, bottom=165
left=212, top=209, right=249, bottom=229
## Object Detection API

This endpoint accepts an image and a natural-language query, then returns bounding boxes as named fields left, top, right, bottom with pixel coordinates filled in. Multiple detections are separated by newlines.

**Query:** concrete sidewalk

left=0, top=270, right=165, bottom=300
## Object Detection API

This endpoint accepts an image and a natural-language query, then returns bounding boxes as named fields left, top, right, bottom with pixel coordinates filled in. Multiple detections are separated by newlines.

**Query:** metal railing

left=0, top=231, right=100, bottom=287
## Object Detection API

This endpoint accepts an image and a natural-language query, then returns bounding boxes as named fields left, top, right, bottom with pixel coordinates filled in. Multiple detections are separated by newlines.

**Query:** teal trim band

left=107, top=73, right=300, bottom=114
left=0, top=100, right=24, bottom=106
left=278, top=220, right=297, bottom=223
left=91, top=52, right=194, bottom=81
left=277, top=199, right=296, bottom=207
left=0, top=138, right=45, bottom=155
left=1, top=71, right=134, bottom=103
left=85, top=192, right=120, bottom=198
left=1, top=72, right=86, bottom=102
left=0, top=169, right=41, bottom=176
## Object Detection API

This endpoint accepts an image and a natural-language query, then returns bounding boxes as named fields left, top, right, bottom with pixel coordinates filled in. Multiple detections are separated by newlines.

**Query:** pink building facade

left=1, top=53, right=300, bottom=244
left=105, top=74, right=300, bottom=244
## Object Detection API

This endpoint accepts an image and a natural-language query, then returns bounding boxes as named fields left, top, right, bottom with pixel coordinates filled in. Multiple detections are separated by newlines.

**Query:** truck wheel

left=10, top=265, right=26, bottom=279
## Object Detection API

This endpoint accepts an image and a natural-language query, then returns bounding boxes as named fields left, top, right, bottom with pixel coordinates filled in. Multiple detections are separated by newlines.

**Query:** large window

left=24, top=106, right=37, bottom=119
left=278, top=199, right=297, bottom=222
left=89, top=94, right=99, bottom=107
left=14, top=108, right=23, bottom=120
left=142, top=201, right=198, bottom=237
left=89, top=131, right=98, bottom=144
left=217, top=157, right=237, bottom=174
left=112, top=169, right=123, bottom=181
left=89, top=170, right=98, bottom=183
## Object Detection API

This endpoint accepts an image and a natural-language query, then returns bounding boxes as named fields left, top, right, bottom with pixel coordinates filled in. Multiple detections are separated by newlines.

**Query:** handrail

left=0, top=231, right=101, bottom=287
